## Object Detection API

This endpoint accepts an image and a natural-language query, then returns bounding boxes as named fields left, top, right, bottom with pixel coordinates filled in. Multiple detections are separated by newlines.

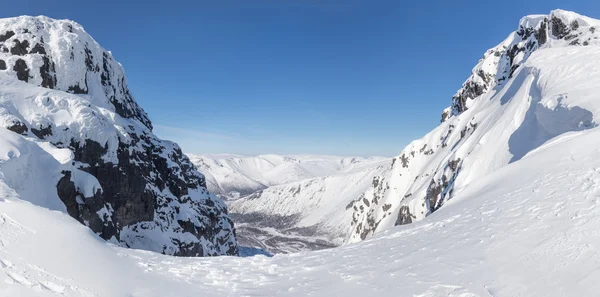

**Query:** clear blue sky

left=5, top=1, right=600, bottom=156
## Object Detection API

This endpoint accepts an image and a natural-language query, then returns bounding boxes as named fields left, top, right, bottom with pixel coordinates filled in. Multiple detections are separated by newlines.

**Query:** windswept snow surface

left=2, top=112, right=600, bottom=296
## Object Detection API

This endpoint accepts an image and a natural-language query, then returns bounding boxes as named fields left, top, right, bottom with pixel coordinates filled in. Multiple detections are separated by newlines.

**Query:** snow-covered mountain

left=188, top=154, right=387, bottom=199
left=0, top=16, right=237, bottom=256
left=187, top=154, right=387, bottom=253
left=3, top=58, right=600, bottom=295
left=2, top=9, right=600, bottom=296
left=228, top=9, right=600, bottom=248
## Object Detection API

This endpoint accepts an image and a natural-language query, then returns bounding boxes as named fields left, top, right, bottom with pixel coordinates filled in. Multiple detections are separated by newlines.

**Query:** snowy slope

left=188, top=154, right=388, bottom=253
left=2, top=99, right=600, bottom=296
left=227, top=158, right=390, bottom=251
left=188, top=154, right=386, bottom=198
left=0, top=16, right=236, bottom=256
left=348, top=9, right=600, bottom=243
left=228, top=9, right=600, bottom=248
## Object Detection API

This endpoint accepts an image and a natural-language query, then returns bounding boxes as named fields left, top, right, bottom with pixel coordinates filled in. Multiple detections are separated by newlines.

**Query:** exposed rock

left=13, top=59, right=29, bottom=82
left=426, top=180, right=444, bottom=212
left=10, top=39, right=29, bottom=56
left=31, top=125, right=53, bottom=139
left=399, top=153, right=409, bottom=168
left=0, top=59, right=6, bottom=70
left=395, top=206, right=415, bottom=225
left=0, top=30, right=15, bottom=42
left=40, top=56, right=56, bottom=89
left=534, top=19, right=548, bottom=46
left=68, top=83, right=87, bottom=94
left=551, top=16, right=570, bottom=39
left=6, top=121, right=28, bottom=135
left=29, top=43, right=46, bottom=54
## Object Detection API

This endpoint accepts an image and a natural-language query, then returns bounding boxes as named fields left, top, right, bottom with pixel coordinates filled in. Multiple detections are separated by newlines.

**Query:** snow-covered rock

left=443, top=9, right=600, bottom=120
left=0, top=16, right=237, bottom=256
left=349, top=9, right=600, bottom=242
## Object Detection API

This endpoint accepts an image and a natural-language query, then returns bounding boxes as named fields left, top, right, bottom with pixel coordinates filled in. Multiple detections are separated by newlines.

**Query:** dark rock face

left=29, top=43, right=46, bottom=54
left=395, top=206, right=415, bottom=225
left=56, top=170, right=116, bottom=239
left=13, top=59, right=29, bottom=82
left=534, top=18, right=548, bottom=46
left=0, top=17, right=237, bottom=256
left=551, top=16, right=570, bottom=39
left=10, top=39, right=29, bottom=55
left=6, top=121, right=28, bottom=135
left=31, top=125, right=53, bottom=139
left=40, top=56, right=56, bottom=89
left=451, top=81, right=486, bottom=114
left=0, top=59, right=6, bottom=70
left=0, top=31, right=15, bottom=42
left=425, top=180, right=444, bottom=212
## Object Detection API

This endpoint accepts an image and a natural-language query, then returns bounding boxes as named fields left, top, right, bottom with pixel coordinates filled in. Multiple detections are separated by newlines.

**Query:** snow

left=3, top=114, right=600, bottom=296
left=2, top=8, right=600, bottom=296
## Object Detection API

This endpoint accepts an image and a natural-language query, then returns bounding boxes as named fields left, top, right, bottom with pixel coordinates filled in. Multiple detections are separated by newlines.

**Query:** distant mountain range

left=188, top=154, right=387, bottom=199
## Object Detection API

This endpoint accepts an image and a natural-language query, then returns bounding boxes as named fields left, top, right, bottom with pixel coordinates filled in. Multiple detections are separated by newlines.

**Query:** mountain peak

left=442, top=9, right=600, bottom=122
left=0, top=15, right=152, bottom=130
left=0, top=15, right=237, bottom=256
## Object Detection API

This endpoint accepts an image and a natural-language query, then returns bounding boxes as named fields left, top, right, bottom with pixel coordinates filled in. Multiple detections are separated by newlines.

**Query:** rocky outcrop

left=349, top=9, right=600, bottom=243
left=444, top=10, right=597, bottom=121
left=0, top=16, right=237, bottom=256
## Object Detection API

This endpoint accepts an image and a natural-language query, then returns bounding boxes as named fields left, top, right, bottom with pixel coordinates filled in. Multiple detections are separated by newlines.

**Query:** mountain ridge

left=188, top=153, right=387, bottom=199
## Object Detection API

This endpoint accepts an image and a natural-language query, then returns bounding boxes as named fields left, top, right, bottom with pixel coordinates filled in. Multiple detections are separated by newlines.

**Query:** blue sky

left=5, top=1, right=600, bottom=156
